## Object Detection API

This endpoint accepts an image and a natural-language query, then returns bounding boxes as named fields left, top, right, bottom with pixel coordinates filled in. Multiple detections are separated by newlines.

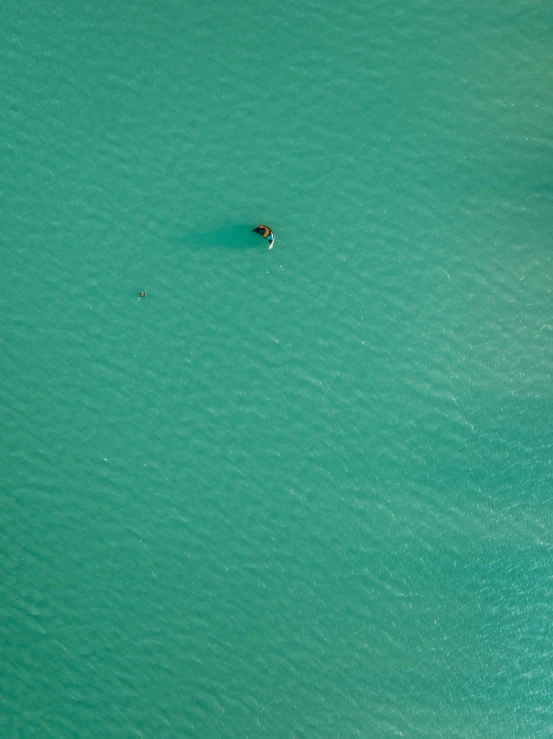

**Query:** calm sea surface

left=2, top=0, right=553, bottom=736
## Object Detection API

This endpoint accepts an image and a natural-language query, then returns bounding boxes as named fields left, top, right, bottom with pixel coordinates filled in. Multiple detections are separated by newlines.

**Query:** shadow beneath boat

left=175, top=224, right=261, bottom=250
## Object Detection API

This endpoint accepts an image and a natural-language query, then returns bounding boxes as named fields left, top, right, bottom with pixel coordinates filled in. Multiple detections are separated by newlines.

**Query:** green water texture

left=3, top=0, right=553, bottom=736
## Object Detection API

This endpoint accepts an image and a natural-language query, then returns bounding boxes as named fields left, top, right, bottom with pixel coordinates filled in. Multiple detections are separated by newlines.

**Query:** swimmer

left=138, top=292, right=146, bottom=298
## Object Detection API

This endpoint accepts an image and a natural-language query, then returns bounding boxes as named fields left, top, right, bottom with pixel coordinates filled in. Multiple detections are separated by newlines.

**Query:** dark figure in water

left=138, top=292, right=146, bottom=298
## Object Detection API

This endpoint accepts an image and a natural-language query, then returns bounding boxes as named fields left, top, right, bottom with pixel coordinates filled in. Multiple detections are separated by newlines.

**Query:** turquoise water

left=3, top=0, right=553, bottom=736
